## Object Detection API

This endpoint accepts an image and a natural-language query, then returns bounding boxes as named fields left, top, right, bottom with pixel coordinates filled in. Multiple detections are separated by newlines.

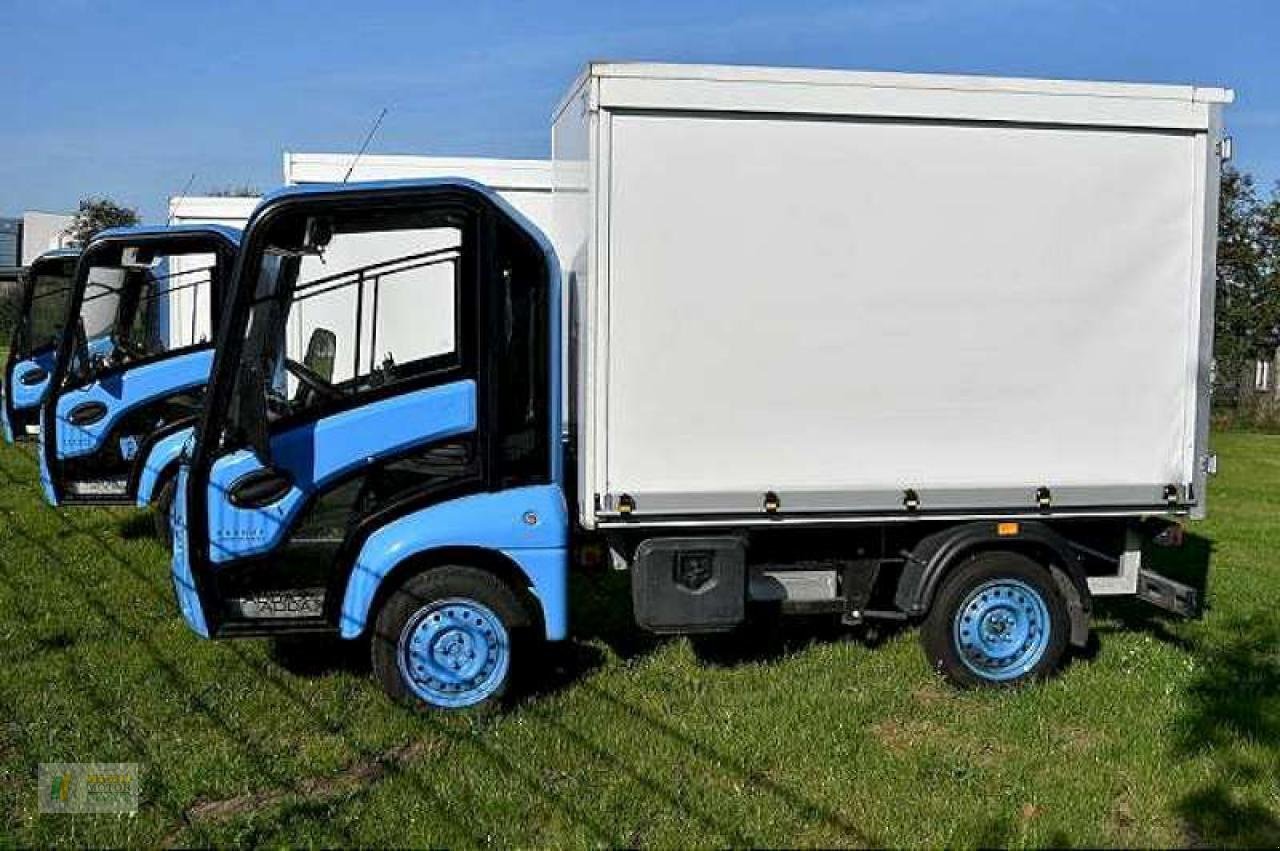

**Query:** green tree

left=64, top=196, right=140, bottom=247
left=1214, top=168, right=1280, bottom=405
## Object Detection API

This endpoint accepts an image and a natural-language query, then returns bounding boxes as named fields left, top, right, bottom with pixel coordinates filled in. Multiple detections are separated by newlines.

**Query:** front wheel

left=371, top=565, right=533, bottom=712
left=921, top=551, right=1069, bottom=688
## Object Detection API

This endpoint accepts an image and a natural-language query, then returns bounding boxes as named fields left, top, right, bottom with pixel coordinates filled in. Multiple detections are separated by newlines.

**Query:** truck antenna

left=167, top=172, right=197, bottom=225
left=343, top=107, right=389, bottom=183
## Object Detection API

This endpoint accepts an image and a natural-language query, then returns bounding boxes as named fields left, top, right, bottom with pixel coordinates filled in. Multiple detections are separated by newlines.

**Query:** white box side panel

left=166, top=197, right=257, bottom=349
left=600, top=113, right=1202, bottom=503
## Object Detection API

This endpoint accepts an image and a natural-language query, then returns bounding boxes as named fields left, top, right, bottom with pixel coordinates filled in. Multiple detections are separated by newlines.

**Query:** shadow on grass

left=1083, top=531, right=1278, bottom=843
left=116, top=510, right=158, bottom=540
left=0, top=447, right=880, bottom=846
left=565, top=565, right=896, bottom=671
left=1087, top=530, right=1280, bottom=846
left=0, top=449, right=497, bottom=847
left=1173, top=609, right=1280, bottom=847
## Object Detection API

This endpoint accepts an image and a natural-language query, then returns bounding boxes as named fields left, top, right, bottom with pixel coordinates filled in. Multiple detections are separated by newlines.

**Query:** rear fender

left=896, top=520, right=1092, bottom=646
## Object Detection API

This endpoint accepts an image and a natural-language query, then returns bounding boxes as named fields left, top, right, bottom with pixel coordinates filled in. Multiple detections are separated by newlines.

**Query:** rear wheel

left=371, top=565, right=533, bottom=712
left=921, top=551, right=1069, bottom=688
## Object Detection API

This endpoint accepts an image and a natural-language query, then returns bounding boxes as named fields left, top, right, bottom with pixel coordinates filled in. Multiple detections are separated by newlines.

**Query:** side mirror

left=303, top=327, right=337, bottom=384
left=303, top=217, right=334, bottom=251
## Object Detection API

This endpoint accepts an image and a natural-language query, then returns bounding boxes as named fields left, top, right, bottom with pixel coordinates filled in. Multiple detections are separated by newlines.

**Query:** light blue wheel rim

left=397, top=597, right=510, bottom=709
left=952, top=578, right=1051, bottom=682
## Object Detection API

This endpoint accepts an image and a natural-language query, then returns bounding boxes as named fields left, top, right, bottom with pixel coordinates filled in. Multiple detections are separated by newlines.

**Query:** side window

left=81, top=267, right=125, bottom=341
left=27, top=272, right=73, bottom=352
left=283, top=223, right=463, bottom=405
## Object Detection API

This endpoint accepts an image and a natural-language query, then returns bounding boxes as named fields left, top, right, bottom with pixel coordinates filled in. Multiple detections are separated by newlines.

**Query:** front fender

left=339, top=485, right=569, bottom=641
left=135, top=425, right=194, bottom=507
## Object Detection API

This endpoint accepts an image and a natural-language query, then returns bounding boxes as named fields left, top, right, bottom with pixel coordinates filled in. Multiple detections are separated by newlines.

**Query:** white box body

left=553, top=63, right=1231, bottom=529
left=164, top=196, right=258, bottom=349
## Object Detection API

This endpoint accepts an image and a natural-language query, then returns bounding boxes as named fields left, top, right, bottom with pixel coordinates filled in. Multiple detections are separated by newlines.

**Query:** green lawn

left=0, top=434, right=1276, bottom=848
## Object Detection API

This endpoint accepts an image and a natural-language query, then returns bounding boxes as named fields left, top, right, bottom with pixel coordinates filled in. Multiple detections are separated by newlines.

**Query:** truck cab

left=172, top=180, right=564, bottom=710
left=2, top=249, right=81, bottom=442
left=40, top=225, right=240, bottom=513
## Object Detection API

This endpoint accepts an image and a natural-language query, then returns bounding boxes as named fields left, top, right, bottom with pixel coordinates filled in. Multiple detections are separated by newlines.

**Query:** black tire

left=921, top=550, right=1069, bottom=689
left=152, top=476, right=176, bottom=548
left=371, top=565, right=535, bottom=713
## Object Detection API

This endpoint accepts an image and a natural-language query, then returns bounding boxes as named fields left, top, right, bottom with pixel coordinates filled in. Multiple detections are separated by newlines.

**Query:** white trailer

left=554, top=63, right=1231, bottom=528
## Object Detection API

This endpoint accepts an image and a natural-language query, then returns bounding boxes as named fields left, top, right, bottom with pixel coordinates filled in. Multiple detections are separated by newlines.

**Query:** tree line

left=1215, top=167, right=1280, bottom=406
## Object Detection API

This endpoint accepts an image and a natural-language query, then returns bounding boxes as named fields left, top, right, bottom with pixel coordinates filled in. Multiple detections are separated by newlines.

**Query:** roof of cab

left=252, top=177, right=557, bottom=269
left=259, top=176, right=492, bottom=204
left=29, top=248, right=81, bottom=265
left=91, top=223, right=243, bottom=246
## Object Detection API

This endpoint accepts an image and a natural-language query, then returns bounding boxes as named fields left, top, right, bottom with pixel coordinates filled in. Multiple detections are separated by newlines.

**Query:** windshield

left=221, top=207, right=468, bottom=455
left=73, top=248, right=223, bottom=379
left=22, top=263, right=76, bottom=354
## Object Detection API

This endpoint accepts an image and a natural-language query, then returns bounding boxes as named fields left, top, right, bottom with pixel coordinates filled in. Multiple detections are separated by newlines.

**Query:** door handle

left=68, top=401, right=108, bottom=426
left=228, top=467, right=295, bottom=509
left=19, top=367, right=48, bottom=386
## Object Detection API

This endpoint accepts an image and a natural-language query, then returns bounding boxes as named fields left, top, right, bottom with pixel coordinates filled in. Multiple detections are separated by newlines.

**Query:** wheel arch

left=897, top=521, right=1092, bottom=647
left=345, top=545, right=547, bottom=641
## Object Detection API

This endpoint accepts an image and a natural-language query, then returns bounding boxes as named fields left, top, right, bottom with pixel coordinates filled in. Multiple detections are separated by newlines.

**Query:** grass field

left=0, top=433, right=1276, bottom=847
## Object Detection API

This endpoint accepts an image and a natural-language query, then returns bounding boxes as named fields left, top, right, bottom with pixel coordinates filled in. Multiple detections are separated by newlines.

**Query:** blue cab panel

left=54, top=349, right=214, bottom=459
left=170, top=465, right=210, bottom=637
left=9, top=350, right=58, bottom=412
left=206, top=380, right=477, bottom=563
left=135, top=425, right=195, bottom=507
left=36, top=409, right=56, bottom=506
left=339, top=484, right=569, bottom=641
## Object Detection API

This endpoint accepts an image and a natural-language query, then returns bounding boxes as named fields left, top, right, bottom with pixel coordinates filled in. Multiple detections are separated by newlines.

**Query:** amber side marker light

left=997, top=522, right=1020, bottom=537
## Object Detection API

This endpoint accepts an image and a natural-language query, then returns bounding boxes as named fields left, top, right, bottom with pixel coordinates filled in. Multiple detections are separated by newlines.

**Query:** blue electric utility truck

left=171, top=64, right=1229, bottom=711
left=40, top=225, right=240, bottom=526
left=3, top=249, right=82, bottom=443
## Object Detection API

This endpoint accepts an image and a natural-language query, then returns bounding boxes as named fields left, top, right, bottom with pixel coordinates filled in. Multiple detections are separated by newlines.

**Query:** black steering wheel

left=284, top=358, right=342, bottom=402
left=114, top=335, right=149, bottom=362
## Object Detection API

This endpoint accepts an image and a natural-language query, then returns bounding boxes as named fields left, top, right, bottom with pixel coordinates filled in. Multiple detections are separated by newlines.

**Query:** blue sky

left=2, top=0, right=1277, bottom=221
